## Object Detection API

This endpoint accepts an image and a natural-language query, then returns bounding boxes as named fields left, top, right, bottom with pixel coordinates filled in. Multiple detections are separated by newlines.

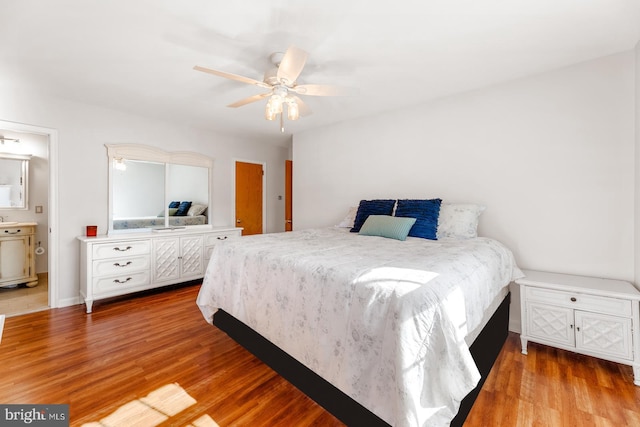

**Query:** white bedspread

left=197, top=228, right=522, bottom=426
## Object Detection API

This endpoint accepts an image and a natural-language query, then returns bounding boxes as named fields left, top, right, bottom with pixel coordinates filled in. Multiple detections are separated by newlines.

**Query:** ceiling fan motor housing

left=263, top=67, right=281, bottom=86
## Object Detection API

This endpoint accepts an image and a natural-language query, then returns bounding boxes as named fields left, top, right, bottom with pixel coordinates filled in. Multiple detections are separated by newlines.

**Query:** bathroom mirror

left=0, top=153, right=31, bottom=209
left=107, top=144, right=213, bottom=234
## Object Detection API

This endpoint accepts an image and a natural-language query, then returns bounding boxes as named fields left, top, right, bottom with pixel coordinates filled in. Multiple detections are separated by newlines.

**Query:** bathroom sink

left=0, top=222, right=19, bottom=226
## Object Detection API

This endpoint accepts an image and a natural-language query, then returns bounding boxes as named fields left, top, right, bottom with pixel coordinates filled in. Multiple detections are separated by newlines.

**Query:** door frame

left=232, top=158, right=267, bottom=234
left=0, top=119, right=59, bottom=308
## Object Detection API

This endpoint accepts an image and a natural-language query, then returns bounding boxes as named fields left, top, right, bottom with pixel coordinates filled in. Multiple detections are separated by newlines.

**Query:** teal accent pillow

left=358, top=215, right=417, bottom=241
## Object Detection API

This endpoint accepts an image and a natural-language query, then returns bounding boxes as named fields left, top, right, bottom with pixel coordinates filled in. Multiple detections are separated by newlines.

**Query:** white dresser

left=517, top=269, right=640, bottom=385
left=78, top=226, right=241, bottom=313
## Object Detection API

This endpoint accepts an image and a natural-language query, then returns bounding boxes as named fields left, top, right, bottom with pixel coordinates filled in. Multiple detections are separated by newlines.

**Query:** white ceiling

left=1, top=0, right=639, bottom=145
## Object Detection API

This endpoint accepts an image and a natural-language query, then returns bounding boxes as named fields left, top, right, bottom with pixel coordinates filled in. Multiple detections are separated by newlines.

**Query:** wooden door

left=235, top=161, right=263, bottom=235
left=285, top=160, right=293, bottom=231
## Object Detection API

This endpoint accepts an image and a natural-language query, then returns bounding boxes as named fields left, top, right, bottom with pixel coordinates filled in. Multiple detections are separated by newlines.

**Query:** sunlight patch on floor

left=82, top=383, right=218, bottom=427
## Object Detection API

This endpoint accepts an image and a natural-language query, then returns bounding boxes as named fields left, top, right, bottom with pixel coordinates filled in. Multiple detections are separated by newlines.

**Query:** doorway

left=0, top=120, right=58, bottom=316
left=235, top=160, right=265, bottom=236
left=285, top=160, right=292, bottom=231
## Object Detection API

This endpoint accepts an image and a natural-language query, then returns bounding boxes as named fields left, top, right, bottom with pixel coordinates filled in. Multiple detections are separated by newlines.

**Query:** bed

left=197, top=217, right=522, bottom=426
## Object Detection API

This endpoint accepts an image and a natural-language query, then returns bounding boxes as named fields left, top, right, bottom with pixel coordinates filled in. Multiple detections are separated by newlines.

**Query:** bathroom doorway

left=0, top=120, right=58, bottom=317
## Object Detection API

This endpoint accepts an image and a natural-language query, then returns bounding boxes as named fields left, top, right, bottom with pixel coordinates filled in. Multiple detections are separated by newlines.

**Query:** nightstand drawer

left=526, top=286, right=632, bottom=317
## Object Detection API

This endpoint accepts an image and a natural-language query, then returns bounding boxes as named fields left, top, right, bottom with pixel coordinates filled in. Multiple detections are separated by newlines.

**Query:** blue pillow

left=168, top=201, right=180, bottom=208
left=175, top=201, right=192, bottom=216
left=359, top=215, right=417, bottom=241
left=394, top=199, right=442, bottom=240
left=350, top=199, right=396, bottom=232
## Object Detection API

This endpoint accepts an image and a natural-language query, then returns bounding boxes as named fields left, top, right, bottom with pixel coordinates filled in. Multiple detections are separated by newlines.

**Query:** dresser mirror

left=0, top=153, right=31, bottom=209
left=107, top=144, right=213, bottom=234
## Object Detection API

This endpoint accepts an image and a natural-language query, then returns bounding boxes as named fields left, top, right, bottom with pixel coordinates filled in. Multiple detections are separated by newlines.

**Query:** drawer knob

left=114, top=261, right=132, bottom=267
left=570, top=297, right=577, bottom=302
left=114, top=246, right=132, bottom=252
left=113, top=277, right=132, bottom=284
left=217, top=236, right=228, bottom=240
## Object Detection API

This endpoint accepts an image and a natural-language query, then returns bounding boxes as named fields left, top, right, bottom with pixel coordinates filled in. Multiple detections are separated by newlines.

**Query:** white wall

left=294, top=51, right=635, bottom=282
left=0, top=85, right=290, bottom=306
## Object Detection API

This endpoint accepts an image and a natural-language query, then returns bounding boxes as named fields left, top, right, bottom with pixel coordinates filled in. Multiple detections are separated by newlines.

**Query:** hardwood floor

left=0, top=284, right=341, bottom=427
left=466, top=334, right=640, bottom=426
left=1, top=283, right=639, bottom=426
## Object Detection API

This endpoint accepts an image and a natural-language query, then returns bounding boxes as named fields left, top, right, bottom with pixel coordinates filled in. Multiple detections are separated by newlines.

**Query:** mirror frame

left=106, top=143, right=214, bottom=234
left=0, top=153, right=31, bottom=210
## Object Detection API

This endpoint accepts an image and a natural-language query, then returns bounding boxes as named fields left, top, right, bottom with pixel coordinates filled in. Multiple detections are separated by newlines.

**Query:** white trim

left=0, top=120, right=59, bottom=308
left=105, top=143, right=214, bottom=168
left=233, top=158, right=267, bottom=233
left=0, top=314, right=5, bottom=343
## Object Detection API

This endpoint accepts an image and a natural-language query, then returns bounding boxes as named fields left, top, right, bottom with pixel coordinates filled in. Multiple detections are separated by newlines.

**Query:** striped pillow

left=350, top=199, right=396, bottom=232
left=358, top=215, right=417, bottom=241
left=395, top=198, right=442, bottom=240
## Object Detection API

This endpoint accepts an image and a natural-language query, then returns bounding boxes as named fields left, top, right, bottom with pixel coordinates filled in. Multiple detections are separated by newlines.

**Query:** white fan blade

left=194, top=65, right=269, bottom=88
left=292, top=96, right=312, bottom=117
left=227, top=92, right=272, bottom=108
left=293, top=84, right=348, bottom=96
left=277, top=46, right=308, bottom=85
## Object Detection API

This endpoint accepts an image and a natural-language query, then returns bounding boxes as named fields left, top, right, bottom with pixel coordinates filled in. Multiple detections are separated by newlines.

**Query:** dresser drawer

left=93, top=255, right=150, bottom=276
left=204, top=231, right=240, bottom=246
left=93, top=270, right=150, bottom=294
left=92, top=240, right=151, bottom=259
left=525, top=286, right=632, bottom=317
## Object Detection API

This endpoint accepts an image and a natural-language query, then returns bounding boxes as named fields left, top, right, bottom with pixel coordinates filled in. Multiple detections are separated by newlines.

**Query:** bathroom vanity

left=0, top=222, right=38, bottom=288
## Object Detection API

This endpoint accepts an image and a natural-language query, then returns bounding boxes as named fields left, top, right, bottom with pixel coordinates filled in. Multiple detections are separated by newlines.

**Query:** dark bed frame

left=213, top=292, right=511, bottom=427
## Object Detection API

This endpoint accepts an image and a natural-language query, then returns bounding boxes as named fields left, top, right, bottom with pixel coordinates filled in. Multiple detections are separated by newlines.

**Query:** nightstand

left=516, top=269, right=640, bottom=386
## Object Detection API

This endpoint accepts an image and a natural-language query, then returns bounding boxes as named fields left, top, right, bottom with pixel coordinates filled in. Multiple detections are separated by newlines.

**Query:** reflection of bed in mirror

left=113, top=202, right=209, bottom=230
left=112, top=215, right=207, bottom=230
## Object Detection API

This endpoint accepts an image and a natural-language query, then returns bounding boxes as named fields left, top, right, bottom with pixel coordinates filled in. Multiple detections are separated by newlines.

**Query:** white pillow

left=336, top=206, right=358, bottom=228
left=437, top=204, right=485, bottom=239
left=187, top=204, right=207, bottom=216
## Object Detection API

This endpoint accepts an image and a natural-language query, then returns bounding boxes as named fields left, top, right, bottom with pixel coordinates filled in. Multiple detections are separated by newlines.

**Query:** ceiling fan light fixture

left=287, top=99, right=299, bottom=121
left=195, top=45, right=340, bottom=131
left=265, top=94, right=285, bottom=121
left=264, top=107, right=277, bottom=121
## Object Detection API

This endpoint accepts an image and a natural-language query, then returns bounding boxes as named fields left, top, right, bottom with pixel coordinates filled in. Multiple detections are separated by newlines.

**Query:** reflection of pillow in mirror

left=187, top=204, right=207, bottom=216
left=169, top=201, right=180, bottom=208
left=175, top=201, right=192, bottom=216
left=158, top=208, right=179, bottom=217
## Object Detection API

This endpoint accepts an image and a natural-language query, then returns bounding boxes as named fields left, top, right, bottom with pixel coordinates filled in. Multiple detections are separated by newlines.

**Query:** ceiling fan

left=194, top=46, right=346, bottom=132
